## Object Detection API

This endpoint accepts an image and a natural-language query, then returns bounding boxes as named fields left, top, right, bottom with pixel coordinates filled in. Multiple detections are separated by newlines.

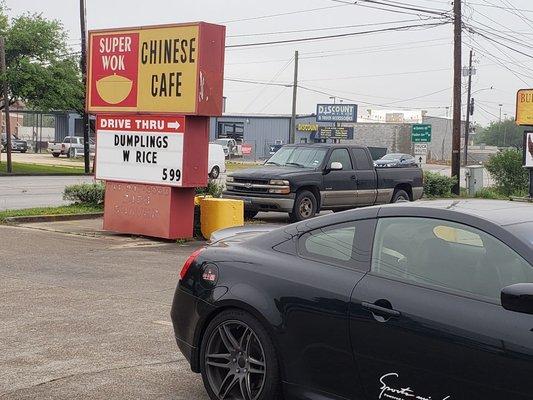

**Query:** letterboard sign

left=96, top=115, right=186, bottom=186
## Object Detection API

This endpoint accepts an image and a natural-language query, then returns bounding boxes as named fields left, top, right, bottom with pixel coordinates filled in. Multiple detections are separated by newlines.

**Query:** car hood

left=230, top=165, right=316, bottom=179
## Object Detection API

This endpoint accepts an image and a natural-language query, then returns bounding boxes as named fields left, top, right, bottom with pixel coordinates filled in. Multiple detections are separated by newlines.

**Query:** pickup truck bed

left=223, top=144, right=423, bottom=222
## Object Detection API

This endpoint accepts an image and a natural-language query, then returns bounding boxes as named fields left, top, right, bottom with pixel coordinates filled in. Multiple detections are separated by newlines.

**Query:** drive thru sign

left=96, top=115, right=186, bottom=186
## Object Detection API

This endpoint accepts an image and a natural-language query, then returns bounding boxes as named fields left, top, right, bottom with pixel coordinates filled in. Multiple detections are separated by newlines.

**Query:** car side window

left=63, top=137, right=70, bottom=143
left=298, top=220, right=374, bottom=270
left=328, top=149, right=352, bottom=170
left=352, top=148, right=373, bottom=170
left=371, top=217, right=533, bottom=302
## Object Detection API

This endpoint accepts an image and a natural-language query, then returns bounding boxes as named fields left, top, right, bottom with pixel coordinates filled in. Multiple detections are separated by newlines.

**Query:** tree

left=1, top=8, right=84, bottom=113
left=474, top=119, right=526, bottom=149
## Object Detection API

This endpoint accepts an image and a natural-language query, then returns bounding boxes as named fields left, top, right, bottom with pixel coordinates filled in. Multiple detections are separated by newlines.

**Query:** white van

left=208, top=143, right=227, bottom=179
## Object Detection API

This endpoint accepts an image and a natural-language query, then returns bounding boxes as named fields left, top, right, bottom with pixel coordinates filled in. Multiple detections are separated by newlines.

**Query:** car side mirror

left=330, top=162, right=343, bottom=171
left=501, top=283, right=533, bottom=315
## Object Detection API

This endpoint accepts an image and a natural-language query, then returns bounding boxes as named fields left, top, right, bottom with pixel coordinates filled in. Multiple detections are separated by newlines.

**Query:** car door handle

left=350, top=175, right=357, bottom=180
left=362, top=301, right=401, bottom=318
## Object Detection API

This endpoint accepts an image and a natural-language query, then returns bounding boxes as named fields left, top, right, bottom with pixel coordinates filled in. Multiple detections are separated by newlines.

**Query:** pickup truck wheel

left=52, top=153, right=60, bottom=158
left=392, top=189, right=410, bottom=203
left=290, top=190, right=317, bottom=222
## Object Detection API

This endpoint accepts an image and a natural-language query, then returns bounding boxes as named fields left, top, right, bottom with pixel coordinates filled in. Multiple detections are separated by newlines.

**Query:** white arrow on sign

left=167, top=121, right=181, bottom=130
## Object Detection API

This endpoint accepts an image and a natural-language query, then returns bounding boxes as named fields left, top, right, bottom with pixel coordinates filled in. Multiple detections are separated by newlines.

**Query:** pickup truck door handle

left=350, top=175, right=357, bottom=180
left=362, top=301, right=401, bottom=319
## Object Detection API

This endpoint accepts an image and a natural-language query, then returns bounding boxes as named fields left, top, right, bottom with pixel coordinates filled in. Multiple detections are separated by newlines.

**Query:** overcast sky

left=9, top=0, right=533, bottom=125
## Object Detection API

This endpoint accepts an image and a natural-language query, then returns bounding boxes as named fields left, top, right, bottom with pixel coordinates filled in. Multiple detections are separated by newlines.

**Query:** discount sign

left=87, top=22, right=225, bottom=115
left=96, top=115, right=186, bottom=186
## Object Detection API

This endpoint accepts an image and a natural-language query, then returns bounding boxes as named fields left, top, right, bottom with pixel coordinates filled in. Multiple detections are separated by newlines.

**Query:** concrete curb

left=4, top=212, right=103, bottom=224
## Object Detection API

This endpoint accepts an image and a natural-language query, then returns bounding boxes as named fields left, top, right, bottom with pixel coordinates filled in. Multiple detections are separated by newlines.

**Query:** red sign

left=87, top=22, right=226, bottom=115
left=103, top=182, right=195, bottom=239
left=241, top=143, right=253, bottom=155
left=90, top=33, right=140, bottom=108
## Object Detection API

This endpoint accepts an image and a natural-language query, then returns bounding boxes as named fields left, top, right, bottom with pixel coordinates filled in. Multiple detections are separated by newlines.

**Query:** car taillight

left=180, top=248, right=204, bottom=280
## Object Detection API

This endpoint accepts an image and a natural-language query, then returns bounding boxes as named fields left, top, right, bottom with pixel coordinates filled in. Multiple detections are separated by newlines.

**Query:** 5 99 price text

left=162, top=168, right=181, bottom=182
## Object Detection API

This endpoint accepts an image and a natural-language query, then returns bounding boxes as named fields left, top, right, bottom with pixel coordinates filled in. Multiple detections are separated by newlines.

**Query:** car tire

left=244, top=210, right=258, bottom=219
left=290, top=190, right=317, bottom=222
left=209, top=166, right=220, bottom=180
left=52, top=153, right=60, bottom=158
left=392, top=189, right=410, bottom=203
left=20, top=150, right=26, bottom=153
left=200, top=309, right=280, bottom=400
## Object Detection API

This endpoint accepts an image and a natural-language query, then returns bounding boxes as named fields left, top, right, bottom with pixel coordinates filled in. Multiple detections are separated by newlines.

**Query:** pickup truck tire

left=290, top=190, right=317, bottom=222
left=209, top=166, right=220, bottom=179
left=52, top=153, right=60, bottom=158
left=392, top=189, right=410, bottom=203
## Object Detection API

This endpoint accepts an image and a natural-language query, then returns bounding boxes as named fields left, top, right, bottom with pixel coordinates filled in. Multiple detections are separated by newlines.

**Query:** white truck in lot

left=50, top=136, right=95, bottom=158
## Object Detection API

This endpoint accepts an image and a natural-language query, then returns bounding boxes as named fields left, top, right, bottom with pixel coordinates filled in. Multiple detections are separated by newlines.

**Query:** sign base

left=103, top=181, right=195, bottom=239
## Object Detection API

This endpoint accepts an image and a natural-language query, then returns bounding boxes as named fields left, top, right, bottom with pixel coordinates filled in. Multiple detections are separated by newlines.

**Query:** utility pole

left=451, top=0, right=462, bottom=195
left=290, top=50, right=298, bottom=144
left=80, top=0, right=90, bottom=174
left=0, top=37, right=12, bottom=173
left=463, top=49, right=473, bottom=166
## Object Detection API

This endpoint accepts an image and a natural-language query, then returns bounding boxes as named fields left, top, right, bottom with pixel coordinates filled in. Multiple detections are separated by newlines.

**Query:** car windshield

left=265, top=146, right=327, bottom=168
left=380, top=154, right=403, bottom=160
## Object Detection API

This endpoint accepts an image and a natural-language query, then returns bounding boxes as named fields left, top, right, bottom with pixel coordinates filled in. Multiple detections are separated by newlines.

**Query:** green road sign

left=412, top=124, right=432, bottom=143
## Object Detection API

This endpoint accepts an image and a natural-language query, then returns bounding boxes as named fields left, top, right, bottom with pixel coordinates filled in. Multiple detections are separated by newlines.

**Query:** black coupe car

left=171, top=200, right=533, bottom=400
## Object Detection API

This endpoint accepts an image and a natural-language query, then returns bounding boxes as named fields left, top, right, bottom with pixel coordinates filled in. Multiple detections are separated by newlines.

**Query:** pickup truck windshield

left=266, top=147, right=327, bottom=168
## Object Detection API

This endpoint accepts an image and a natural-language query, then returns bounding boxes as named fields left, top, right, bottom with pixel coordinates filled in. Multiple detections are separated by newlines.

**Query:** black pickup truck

left=223, top=144, right=424, bottom=221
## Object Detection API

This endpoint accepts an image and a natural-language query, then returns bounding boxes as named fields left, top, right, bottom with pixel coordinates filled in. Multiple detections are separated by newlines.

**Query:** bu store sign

left=95, top=115, right=186, bottom=187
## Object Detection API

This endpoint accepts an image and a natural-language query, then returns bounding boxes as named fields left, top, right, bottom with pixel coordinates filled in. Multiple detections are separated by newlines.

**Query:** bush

left=63, top=182, right=105, bottom=205
left=485, top=149, right=528, bottom=196
left=473, top=187, right=508, bottom=200
left=423, top=171, right=457, bottom=198
left=195, top=180, right=224, bottom=198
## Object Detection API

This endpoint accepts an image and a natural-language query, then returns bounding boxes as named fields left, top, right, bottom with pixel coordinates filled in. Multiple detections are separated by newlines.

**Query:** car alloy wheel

left=299, top=198, right=313, bottom=218
left=204, top=320, right=267, bottom=400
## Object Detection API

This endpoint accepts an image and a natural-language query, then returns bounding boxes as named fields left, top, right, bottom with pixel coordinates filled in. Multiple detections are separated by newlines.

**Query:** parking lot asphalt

left=0, top=223, right=209, bottom=399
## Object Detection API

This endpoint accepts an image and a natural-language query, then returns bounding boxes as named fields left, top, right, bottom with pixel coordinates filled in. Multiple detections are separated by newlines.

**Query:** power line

left=299, top=66, right=450, bottom=82
left=330, top=0, right=451, bottom=16
left=219, top=4, right=348, bottom=24
left=226, top=21, right=448, bottom=48
left=243, top=57, right=294, bottom=111
left=226, top=17, right=436, bottom=38
left=224, top=78, right=291, bottom=87
left=298, top=84, right=451, bottom=109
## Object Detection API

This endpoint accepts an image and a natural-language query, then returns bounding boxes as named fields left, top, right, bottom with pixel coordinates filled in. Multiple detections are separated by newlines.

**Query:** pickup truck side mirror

left=501, top=283, right=533, bottom=315
left=329, top=162, right=343, bottom=171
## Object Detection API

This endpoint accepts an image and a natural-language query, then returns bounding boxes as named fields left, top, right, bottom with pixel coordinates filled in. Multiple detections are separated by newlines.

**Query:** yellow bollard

left=200, top=198, right=244, bottom=239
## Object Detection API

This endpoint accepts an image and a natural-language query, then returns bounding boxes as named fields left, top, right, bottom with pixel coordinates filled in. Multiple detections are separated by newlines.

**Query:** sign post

left=517, top=89, right=533, bottom=199
left=88, top=22, right=225, bottom=239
